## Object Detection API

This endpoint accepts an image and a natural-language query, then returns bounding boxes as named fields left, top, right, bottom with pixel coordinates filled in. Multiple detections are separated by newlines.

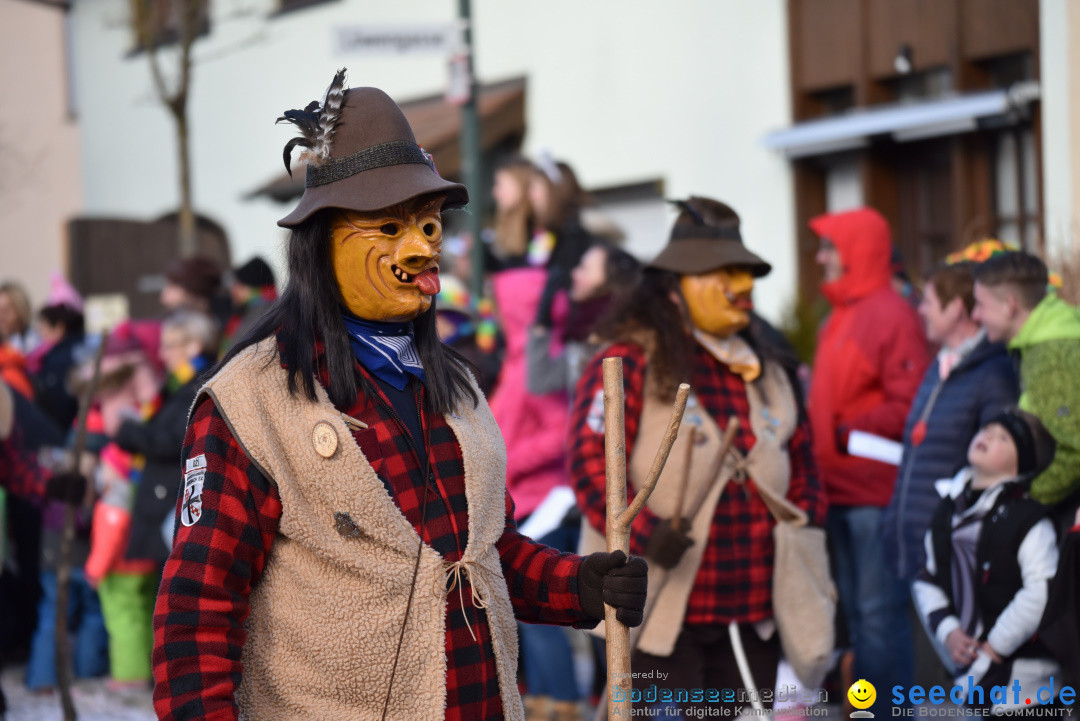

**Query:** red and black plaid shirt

left=0, top=426, right=47, bottom=500
left=569, top=341, right=825, bottom=625
left=153, top=354, right=590, bottom=721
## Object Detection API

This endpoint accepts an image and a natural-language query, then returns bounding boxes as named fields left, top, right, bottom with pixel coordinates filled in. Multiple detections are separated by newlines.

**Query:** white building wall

left=1040, top=0, right=1080, bottom=260
left=68, top=0, right=795, bottom=321
left=0, top=0, right=82, bottom=307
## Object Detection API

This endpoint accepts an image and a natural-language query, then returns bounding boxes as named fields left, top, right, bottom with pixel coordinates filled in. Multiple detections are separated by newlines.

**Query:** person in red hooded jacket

left=808, top=207, right=929, bottom=712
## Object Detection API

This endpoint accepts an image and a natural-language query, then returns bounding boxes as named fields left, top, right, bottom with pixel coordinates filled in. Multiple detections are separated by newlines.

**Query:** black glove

left=578, top=550, right=648, bottom=627
left=645, top=518, right=694, bottom=570
left=45, top=472, right=87, bottom=505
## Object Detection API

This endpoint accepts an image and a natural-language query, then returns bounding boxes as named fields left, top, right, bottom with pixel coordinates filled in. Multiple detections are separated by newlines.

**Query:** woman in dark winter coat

left=882, top=259, right=1019, bottom=584
left=30, top=303, right=85, bottom=431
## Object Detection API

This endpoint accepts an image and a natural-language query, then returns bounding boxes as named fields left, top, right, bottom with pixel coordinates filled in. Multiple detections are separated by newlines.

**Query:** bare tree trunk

left=137, top=0, right=199, bottom=257
left=175, top=107, right=197, bottom=257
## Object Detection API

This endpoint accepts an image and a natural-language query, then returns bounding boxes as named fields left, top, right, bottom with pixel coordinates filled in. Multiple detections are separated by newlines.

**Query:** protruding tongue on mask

left=415, top=268, right=441, bottom=296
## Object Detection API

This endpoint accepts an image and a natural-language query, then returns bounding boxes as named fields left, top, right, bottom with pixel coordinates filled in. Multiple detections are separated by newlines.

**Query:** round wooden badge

left=312, top=421, right=339, bottom=458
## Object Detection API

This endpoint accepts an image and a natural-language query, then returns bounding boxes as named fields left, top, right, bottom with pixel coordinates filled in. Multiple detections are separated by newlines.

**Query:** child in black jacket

left=914, top=408, right=1060, bottom=713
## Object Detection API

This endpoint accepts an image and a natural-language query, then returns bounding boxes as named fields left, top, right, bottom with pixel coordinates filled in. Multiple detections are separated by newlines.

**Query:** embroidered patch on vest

left=586, top=389, right=605, bottom=434
left=181, top=454, right=206, bottom=527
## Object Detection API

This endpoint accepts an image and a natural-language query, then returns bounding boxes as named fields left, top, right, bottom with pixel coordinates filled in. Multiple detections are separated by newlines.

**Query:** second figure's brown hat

left=277, top=70, right=468, bottom=228
left=648, top=196, right=771, bottom=277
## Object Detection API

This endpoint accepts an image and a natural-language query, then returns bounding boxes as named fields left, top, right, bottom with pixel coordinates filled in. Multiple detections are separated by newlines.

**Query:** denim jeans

left=26, top=569, right=110, bottom=690
left=520, top=521, right=582, bottom=701
left=828, top=506, right=913, bottom=713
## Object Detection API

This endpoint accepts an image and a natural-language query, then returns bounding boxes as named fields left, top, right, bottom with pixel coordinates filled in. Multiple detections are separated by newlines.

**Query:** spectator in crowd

left=972, top=251, right=1080, bottom=533
left=913, top=409, right=1058, bottom=712
left=222, top=257, right=278, bottom=353
left=529, top=156, right=594, bottom=330
left=880, top=254, right=1019, bottom=683
left=160, top=256, right=222, bottom=316
left=570, top=197, right=824, bottom=715
left=24, top=413, right=109, bottom=693
left=0, top=282, right=35, bottom=354
left=1, top=377, right=109, bottom=697
left=527, top=239, right=640, bottom=400
left=490, top=155, right=537, bottom=267
left=434, top=276, right=500, bottom=396
left=28, top=274, right=87, bottom=432
left=116, top=310, right=217, bottom=569
left=807, top=207, right=929, bottom=709
left=84, top=321, right=165, bottom=690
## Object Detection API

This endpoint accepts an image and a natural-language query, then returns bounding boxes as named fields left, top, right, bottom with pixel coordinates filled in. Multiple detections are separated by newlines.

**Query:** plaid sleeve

left=785, top=418, right=827, bottom=526
left=496, top=488, right=593, bottom=627
left=568, top=343, right=660, bottom=558
left=0, top=428, right=47, bottom=500
left=152, top=396, right=282, bottom=721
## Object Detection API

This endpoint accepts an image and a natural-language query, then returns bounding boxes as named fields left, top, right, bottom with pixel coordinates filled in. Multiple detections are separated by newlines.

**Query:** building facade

left=0, top=0, right=82, bottom=308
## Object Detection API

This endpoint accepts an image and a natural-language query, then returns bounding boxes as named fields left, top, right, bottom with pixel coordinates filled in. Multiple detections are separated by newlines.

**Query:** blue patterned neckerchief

left=340, top=313, right=426, bottom=390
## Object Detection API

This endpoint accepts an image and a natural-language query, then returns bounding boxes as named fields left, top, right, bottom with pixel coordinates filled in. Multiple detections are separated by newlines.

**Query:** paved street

left=0, top=666, right=154, bottom=721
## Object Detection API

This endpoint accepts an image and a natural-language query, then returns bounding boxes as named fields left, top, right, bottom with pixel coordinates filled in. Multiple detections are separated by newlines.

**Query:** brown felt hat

left=648, top=196, right=771, bottom=277
left=278, top=78, right=468, bottom=228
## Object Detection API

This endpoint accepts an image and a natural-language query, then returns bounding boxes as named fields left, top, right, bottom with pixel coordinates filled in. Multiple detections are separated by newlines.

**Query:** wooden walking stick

left=670, top=426, right=696, bottom=530
left=684, top=417, right=740, bottom=517
left=603, top=358, right=689, bottom=721
left=55, top=336, right=107, bottom=721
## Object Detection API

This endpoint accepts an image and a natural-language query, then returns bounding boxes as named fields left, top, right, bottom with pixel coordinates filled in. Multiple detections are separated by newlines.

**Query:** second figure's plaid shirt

left=153, top=351, right=591, bottom=721
left=569, top=340, right=825, bottom=625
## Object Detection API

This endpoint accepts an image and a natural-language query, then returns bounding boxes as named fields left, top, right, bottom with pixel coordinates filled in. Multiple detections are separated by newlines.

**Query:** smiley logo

left=848, top=679, right=876, bottom=710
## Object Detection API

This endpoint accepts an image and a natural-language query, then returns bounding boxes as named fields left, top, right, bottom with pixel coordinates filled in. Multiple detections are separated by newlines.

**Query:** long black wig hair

left=213, top=210, right=478, bottom=415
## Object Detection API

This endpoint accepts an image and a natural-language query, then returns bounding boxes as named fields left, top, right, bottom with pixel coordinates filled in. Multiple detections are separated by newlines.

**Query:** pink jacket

left=488, top=268, right=571, bottom=520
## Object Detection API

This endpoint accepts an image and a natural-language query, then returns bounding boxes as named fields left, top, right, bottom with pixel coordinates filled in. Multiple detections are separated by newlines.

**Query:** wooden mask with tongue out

left=330, top=193, right=445, bottom=322
left=679, top=266, right=756, bottom=337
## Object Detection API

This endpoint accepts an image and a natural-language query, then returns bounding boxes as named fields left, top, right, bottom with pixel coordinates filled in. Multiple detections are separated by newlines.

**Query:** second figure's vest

left=581, top=359, right=799, bottom=656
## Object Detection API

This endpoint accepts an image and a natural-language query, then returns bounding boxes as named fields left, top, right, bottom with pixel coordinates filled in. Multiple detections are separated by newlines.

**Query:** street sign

left=335, top=24, right=461, bottom=56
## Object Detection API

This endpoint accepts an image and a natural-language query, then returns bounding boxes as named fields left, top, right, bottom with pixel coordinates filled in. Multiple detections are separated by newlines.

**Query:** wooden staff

left=685, top=417, right=740, bottom=516
left=603, top=358, right=689, bottom=721
left=56, top=335, right=107, bottom=721
left=670, top=426, right=696, bottom=529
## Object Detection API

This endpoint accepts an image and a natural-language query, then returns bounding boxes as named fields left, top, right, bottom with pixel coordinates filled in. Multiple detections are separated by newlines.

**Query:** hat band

left=670, top=225, right=742, bottom=242
left=306, top=140, right=433, bottom=188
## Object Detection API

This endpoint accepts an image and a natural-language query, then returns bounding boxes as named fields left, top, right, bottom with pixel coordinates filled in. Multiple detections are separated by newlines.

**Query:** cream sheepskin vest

left=580, top=360, right=797, bottom=656
left=195, top=341, right=523, bottom=721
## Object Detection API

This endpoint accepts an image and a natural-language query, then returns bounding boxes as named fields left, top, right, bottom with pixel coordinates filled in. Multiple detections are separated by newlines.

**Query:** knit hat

left=165, top=256, right=222, bottom=301
left=104, top=320, right=162, bottom=361
left=47, top=271, right=84, bottom=313
left=276, top=69, right=467, bottom=228
left=985, top=407, right=1056, bottom=479
left=648, top=197, right=771, bottom=277
left=945, top=238, right=1017, bottom=265
left=233, top=257, right=276, bottom=289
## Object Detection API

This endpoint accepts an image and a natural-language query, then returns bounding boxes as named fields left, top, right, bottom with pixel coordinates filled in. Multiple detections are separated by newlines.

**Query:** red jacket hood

left=810, top=207, right=893, bottom=305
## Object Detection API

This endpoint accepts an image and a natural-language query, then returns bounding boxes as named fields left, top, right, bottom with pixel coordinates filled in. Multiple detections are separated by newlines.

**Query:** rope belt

left=435, top=557, right=495, bottom=641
